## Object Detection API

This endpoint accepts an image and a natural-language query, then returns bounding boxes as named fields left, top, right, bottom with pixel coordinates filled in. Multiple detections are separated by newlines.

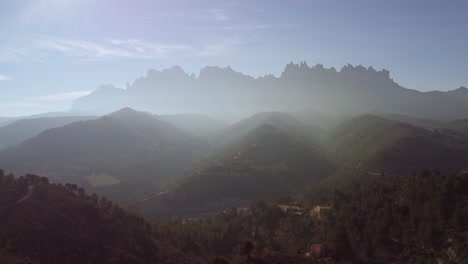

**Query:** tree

left=242, top=240, right=254, bottom=260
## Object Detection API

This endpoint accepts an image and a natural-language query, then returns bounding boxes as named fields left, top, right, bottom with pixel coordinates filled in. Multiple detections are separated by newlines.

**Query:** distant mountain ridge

left=312, top=114, right=468, bottom=196
left=72, top=63, right=468, bottom=120
left=0, top=108, right=212, bottom=202
left=0, top=116, right=96, bottom=149
left=213, top=111, right=322, bottom=147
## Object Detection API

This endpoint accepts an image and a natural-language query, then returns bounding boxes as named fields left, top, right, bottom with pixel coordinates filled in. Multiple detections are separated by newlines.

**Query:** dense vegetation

left=310, top=115, right=468, bottom=199
left=0, top=170, right=201, bottom=264
left=150, top=172, right=467, bottom=264
left=330, top=172, right=468, bottom=263
left=153, top=202, right=322, bottom=264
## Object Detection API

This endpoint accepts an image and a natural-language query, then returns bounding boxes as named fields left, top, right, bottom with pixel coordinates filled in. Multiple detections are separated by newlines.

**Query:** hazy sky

left=0, top=0, right=467, bottom=116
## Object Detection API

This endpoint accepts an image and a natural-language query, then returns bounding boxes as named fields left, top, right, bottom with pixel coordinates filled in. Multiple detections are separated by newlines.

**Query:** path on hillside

left=0, top=184, right=34, bottom=211
left=16, top=184, right=34, bottom=203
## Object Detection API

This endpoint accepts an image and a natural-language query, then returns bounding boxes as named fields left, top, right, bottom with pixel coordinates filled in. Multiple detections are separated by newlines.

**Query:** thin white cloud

left=0, top=74, right=11, bottom=81
left=37, top=37, right=217, bottom=61
left=34, top=90, right=92, bottom=101
left=0, top=39, right=46, bottom=63
left=0, top=34, right=241, bottom=63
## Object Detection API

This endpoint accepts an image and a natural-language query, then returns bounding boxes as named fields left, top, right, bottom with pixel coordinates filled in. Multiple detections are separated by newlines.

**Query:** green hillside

left=137, top=124, right=334, bottom=219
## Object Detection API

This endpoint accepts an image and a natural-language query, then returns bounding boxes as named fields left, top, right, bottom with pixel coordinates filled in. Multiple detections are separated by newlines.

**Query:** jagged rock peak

left=198, top=65, right=251, bottom=80
left=146, top=65, right=188, bottom=78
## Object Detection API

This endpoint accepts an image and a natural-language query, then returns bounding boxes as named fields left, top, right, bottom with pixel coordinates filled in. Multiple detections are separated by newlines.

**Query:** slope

left=445, top=119, right=468, bottom=136
left=0, top=108, right=212, bottom=202
left=156, top=113, right=228, bottom=139
left=136, top=124, right=334, bottom=219
left=316, top=115, right=468, bottom=194
left=0, top=170, right=201, bottom=264
left=0, top=116, right=96, bottom=149
left=214, top=111, right=323, bottom=147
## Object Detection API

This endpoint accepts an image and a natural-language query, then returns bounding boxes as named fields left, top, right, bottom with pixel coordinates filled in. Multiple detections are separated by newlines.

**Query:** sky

left=0, top=0, right=467, bottom=116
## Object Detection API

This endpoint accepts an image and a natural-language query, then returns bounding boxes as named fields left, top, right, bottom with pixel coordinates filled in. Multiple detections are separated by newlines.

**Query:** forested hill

left=330, top=171, right=468, bottom=263
left=0, top=108, right=212, bottom=202
left=324, top=114, right=468, bottom=171
left=149, top=172, right=468, bottom=264
left=135, top=124, right=333, bottom=219
left=0, top=170, right=202, bottom=264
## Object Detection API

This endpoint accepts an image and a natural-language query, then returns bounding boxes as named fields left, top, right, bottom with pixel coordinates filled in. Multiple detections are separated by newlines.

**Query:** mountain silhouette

left=72, top=63, right=468, bottom=120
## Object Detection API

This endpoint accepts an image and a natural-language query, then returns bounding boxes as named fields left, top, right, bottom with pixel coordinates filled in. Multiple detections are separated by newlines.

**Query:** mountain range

left=1, top=107, right=468, bottom=219
left=72, top=63, right=468, bottom=120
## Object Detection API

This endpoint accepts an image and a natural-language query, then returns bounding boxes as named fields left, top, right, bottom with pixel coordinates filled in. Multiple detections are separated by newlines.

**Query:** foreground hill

left=73, top=63, right=468, bottom=120
left=331, top=172, right=468, bottom=263
left=0, top=170, right=201, bottom=264
left=0, top=116, right=96, bottom=149
left=136, top=124, right=334, bottom=219
left=0, top=108, right=212, bottom=202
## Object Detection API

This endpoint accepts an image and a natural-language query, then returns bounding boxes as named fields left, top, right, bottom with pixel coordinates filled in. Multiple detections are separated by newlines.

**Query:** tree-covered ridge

left=151, top=172, right=467, bottom=264
left=324, top=114, right=468, bottom=172
left=310, top=114, right=468, bottom=199
left=153, top=201, right=332, bottom=264
left=136, top=124, right=333, bottom=219
left=0, top=170, right=201, bottom=264
left=330, top=171, right=468, bottom=263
